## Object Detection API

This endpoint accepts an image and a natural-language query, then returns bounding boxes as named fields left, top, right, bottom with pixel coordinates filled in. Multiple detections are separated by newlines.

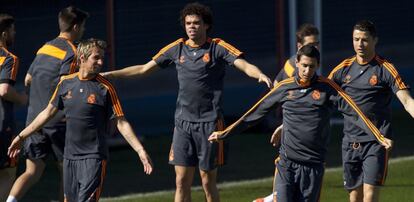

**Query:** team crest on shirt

left=64, top=90, right=72, bottom=99
left=202, top=53, right=210, bottom=63
left=344, top=74, right=351, bottom=83
left=179, top=55, right=185, bottom=63
left=312, top=90, right=321, bottom=100
left=87, top=93, right=96, bottom=104
left=369, top=74, right=378, bottom=86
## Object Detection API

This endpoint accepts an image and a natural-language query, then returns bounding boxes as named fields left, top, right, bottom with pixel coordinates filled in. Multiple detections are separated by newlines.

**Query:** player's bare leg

left=8, top=159, right=45, bottom=200
left=175, top=165, right=195, bottom=202
left=349, top=185, right=363, bottom=202
left=0, top=167, right=16, bottom=201
left=199, top=168, right=219, bottom=202
left=363, top=183, right=380, bottom=202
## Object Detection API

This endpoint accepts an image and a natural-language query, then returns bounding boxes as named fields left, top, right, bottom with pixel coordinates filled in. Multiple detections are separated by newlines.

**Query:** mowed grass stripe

left=102, top=155, right=414, bottom=202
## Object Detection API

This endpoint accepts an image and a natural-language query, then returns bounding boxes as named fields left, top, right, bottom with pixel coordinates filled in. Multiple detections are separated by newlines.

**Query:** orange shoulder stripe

left=319, top=76, right=386, bottom=143
left=220, top=78, right=295, bottom=135
left=96, top=75, right=124, bottom=116
left=375, top=56, right=408, bottom=89
left=37, top=44, right=67, bottom=60
left=152, top=38, right=184, bottom=60
left=283, top=60, right=295, bottom=77
left=49, top=73, right=78, bottom=103
left=0, top=56, right=5, bottom=65
left=0, top=47, right=19, bottom=80
left=213, top=38, right=243, bottom=56
left=65, top=40, right=78, bottom=74
left=327, top=57, right=356, bottom=79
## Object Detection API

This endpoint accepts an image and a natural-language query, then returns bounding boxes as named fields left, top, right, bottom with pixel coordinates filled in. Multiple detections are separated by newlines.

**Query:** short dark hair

left=58, top=6, right=89, bottom=32
left=297, top=44, right=320, bottom=64
left=0, top=14, right=14, bottom=34
left=296, top=23, right=319, bottom=44
left=180, top=2, right=213, bottom=32
left=353, top=20, right=377, bottom=38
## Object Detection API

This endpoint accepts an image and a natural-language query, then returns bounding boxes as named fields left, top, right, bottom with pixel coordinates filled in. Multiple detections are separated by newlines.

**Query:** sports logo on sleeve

left=202, top=53, right=210, bottom=63
left=312, top=90, right=321, bottom=100
left=369, top=74, right=378, bottom=86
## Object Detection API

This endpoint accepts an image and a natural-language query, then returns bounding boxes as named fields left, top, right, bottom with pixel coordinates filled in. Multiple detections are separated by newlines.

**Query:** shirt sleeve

left=49, top=80, right=65, bottom=110
left=152, top=40, right=182, bottom=68
left=214, top=39, right=244, bottom=66
left=0, top=55, right=18, bottom=85
left=326, top=78, right=387, bottom=144
left=217, top=83, right=286, bottom=139
left=27, top=59, right=36, bottom=75
left=380, top=61, right=410, bottom=93
left=105, top=82, right=125, bottom=118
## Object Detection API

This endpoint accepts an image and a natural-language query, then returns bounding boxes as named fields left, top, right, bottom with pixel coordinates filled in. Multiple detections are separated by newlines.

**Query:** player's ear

left=1, top=31, right=6, bottom=39
left=79, top=54, right=86, bottom=63
left=73, top=24, right=79, bottom=32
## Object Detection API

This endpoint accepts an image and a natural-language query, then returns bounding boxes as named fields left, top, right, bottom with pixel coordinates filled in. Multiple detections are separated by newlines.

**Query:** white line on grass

left=101, top=155, right=414, bottom=201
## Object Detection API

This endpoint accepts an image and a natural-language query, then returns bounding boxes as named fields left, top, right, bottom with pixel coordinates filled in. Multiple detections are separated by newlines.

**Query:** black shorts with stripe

left=63, top=158, right=107, bottom=202
left=342, top=140, right=389, bottom=189
left=169, top=118, right=228, bottom=171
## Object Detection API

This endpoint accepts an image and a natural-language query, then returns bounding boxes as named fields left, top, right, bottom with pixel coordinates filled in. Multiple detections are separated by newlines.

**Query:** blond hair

left=77, top=38, right=106, bottom=63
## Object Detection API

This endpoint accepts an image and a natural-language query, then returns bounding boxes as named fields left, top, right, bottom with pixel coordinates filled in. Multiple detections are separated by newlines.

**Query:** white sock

left=6, top=195, right=17, bottom=202
left=263, top=193, right=274, bottom=202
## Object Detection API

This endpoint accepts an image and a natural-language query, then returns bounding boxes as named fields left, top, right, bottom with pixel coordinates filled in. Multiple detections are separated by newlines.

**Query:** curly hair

left=179, top=2, right=213, bottom=32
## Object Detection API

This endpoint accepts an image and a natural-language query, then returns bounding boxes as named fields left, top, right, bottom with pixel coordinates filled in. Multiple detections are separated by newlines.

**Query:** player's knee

left=349, top=187, right=363, bottom=202
left=175, top=176, right=190, bottom=190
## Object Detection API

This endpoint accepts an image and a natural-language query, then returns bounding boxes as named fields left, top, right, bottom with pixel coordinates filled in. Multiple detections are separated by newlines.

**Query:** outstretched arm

left=0, top=83, right=27, bottom=105
left=116, top=116, right=153, bottom=175
left=102, top=60, right=160, bottom=79
left=396, top=89, right=414, bottom=118
left=233, top=58, right=273, bottom=88
left=209, top=82, right=285, bottom=142
left=8, top=104, right=58, bottom=158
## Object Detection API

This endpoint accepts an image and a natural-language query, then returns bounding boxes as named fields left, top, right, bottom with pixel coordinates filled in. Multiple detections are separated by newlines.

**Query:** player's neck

left=78, top=69, right=96, bottom=80
left=356, top=52, right=375, bottom=65
left=187, top=36, right=207, bottom=47
left=58, top=32, right=74, bottom=42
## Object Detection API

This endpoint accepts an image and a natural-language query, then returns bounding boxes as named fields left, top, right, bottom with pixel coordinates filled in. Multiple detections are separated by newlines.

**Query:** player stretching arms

left=328, top=20, right=414, bottom=202
left=8, top=38, right=153, bottom=202
left=209, top=45, right=391, bottom=202
left=102, top=2, right=272, bottom=202
left=254, top=22, right=320, bottom=202
left=7, top=6, right=89, bottom=202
